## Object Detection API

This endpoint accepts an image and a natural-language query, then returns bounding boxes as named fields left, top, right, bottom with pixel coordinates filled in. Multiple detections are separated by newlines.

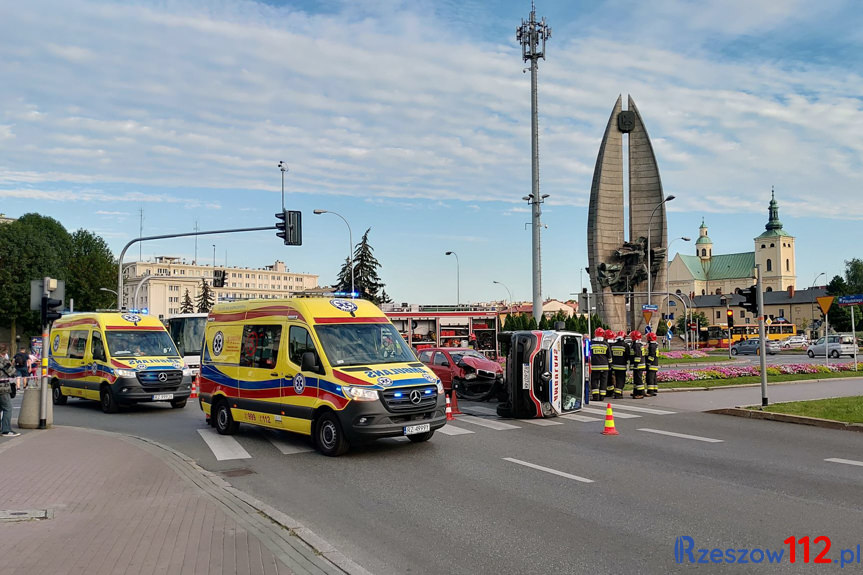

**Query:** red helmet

left=604, top=329, right=615, bottom=340
left=647, top=332, right=657, bottom=341
left=616, top=330, right=625, bottom=340
left=594, top=327, right=605, bottom=339
left=630, top=330, right=641, bottom=341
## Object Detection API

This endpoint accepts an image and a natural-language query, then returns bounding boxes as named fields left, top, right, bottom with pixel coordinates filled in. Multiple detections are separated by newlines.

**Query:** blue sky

left=1, top=0, right=861, bottom=304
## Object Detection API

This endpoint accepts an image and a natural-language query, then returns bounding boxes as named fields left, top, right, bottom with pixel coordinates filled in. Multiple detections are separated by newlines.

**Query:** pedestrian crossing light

left=739, top=285, right=758, bottom=314
left=275, top=209, right=302, bottom=246
left=726, top=309, right=734, bottom=328
left=41, top=295, right=63, bottom=325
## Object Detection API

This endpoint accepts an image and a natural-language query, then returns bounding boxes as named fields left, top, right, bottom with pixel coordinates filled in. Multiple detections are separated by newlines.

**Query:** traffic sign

left=765, top=318, right=772, bottom=325
left=643, top=311, right=653, bottom=324
left=838, top=294, right=863, bottom=306
left=644, top=325, right=652, bottom=333
left=666, top=320, right=673, bottom=329
left=816, top=296, right=835, bottom=315
left=642, top=304, right=658, bottom=312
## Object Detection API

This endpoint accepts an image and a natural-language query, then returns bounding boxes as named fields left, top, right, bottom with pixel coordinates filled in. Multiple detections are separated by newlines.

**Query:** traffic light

left=213, top=269, right=225, bottom=288
left=726, top=309, right=734, bottom=328
left=275, top=210, right=302, bottom=246
left=41, top=295, right=63, bottom=325
left=739, top=285, right=758, bottom=314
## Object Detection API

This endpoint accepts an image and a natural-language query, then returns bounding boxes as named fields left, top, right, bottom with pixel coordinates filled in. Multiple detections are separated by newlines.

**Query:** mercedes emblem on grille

left=157, top=372, right=168, bottom=383
left=409, top=389, right=422, bottom=404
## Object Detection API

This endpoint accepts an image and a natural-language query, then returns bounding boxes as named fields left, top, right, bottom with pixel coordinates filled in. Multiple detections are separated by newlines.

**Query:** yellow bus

left=705, top=322, right=797, bottom=348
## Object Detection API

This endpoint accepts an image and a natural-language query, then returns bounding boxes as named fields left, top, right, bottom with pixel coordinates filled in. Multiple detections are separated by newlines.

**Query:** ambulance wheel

left=100, top=385, right=119, bottom=414
left=315, top=412, right=349, bottom=457
left=408, top=430, right=435, bottom=443
left=52, top=382, right=67, bottom=405
left=214, top=400, right=239, bottom=435
left=170, top=398, right=187, bottom=409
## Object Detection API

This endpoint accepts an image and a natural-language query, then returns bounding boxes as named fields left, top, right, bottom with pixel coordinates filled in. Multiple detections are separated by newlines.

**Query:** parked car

left=807, top=335, right=857, bottom=358
left=780, top=335, right=809, bottom=349
left=730, top=338, right=779, bottom=356
left=417, top=347, right=503, bottom=401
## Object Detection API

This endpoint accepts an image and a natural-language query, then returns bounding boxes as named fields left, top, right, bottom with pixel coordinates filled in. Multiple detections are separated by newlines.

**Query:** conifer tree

left=180, top=288, right=195, bottom=314
left=195, top=279, right=214, bottom=313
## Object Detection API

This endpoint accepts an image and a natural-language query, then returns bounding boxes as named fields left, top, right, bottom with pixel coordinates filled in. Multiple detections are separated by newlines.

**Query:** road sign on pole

left=837, top=295, right=863, bottom=306
left=816, top=296, right=834, bottom=316
left=643, top=311, right=653, bottom=325
left=666, top=320, right=673, bottom=329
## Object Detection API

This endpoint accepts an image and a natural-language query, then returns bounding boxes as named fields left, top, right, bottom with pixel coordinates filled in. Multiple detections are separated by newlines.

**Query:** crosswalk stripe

left=559, top=413, right=602, bottom=422
left=825, top=458, right=863, bottom=467
left=503, top=457, right=593, bottom=483
left=523, top=418, right=564, bottom=426
left=461, top=405, right=498, bottom=416
left=609, top=404, right=676, bottom=415
left=437, top=425, right=475, bottom=436
left=197, top=428, right=252, bottom=461
left=457, top=415, right=521, bottom=430
left=581, top=407, right=640, bottom=419
left=267, top=435, right=314, bottom=455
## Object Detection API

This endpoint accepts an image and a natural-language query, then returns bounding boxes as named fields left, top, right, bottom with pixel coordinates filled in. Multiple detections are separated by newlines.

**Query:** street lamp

left=314, top=210, right=354, bottom=296
left=277, top=161, right=287, bottom=211
left=665, top=236, right=691, bottom=337
left=647, top=194, right=675, bottom=306
left=212, top=244, right=216, bottom=269
left=445, top=251, right=460, bottom=306
left=811, top=272, right=825, bottom=338
left=100, top=287, right=119, bottom=309
left=493, top=280, right=513, bottom=311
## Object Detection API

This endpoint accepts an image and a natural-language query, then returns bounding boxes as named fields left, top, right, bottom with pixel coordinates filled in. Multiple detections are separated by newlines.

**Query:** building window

left=770, top=243, right=774, bottom=247
left=766, top=287, right=773, bottom=292
left=739, top=310, right=744, bottom=318
left=766, top=259, right=772, bottom=272
left=716, top=310, right=721, bottom=319
left=786, top=259, right=790, bottom=271
left=779, top=309, right=784, bottom=318
left=701, top=289, right=706, bottom=295
left=715, top=288, right=721, bottom=295
left=701, top=249, right=706, bottom=256
left=761, top=244, right=765, bottom=249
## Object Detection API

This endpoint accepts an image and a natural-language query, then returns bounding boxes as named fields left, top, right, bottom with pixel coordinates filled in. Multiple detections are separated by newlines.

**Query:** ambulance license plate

left=153, top=393, right=174, bottom=400
left=404, top=423, right=430, bottom=435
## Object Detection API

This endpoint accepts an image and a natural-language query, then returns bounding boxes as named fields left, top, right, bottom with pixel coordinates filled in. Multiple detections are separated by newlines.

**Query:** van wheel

left=170, top=398, right=187, bottom=409
left=52, top=382, right=68, bottom=405
left=830, top=350, right=840, bottom=358
left=100, top=385, right=119, bottom=414
left=407, top=430, right=435, bottom=443
left=214, top=400, right=239, bottom=435
left=315, top=412, right=349, bottom=456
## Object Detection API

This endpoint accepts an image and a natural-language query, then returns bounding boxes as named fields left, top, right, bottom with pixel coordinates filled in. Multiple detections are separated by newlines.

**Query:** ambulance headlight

left=436, top=381, right=444, bottom=395
left=115, top=369, right=136, bottom=378
left=344, top=386, right=379, bottom=402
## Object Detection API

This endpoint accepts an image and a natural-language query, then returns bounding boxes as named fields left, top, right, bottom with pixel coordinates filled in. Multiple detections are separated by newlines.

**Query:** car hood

left=459, top=355, right=503, bottom=373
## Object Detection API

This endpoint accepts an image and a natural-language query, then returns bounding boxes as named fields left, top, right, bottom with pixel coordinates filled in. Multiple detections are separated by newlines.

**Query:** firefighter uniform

left=609, top=332, right=630, bottom=399
left=629, top=331, right=646, bottom=398
left=646, top=333, right=660, bottom=396
left=589, top=329, right=610, bottom=401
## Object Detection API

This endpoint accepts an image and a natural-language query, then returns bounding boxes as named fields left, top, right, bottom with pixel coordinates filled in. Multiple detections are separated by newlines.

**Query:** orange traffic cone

left=445, top=395, right=454, bottom=421
left=449, top=388, right=464, bottom=415
left=601, top=403, right=619, bottom=436
left=190, top=375, right=199, bottom=399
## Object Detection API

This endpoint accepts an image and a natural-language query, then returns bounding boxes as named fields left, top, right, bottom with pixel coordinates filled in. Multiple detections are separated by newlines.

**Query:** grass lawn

left=657, top=370, right=857, bottom=389
left=749, top=396, right=863, bottom=424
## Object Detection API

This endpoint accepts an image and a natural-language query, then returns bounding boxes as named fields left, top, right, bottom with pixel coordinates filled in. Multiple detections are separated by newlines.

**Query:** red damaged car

left=416, top=347, right=504, bottom=401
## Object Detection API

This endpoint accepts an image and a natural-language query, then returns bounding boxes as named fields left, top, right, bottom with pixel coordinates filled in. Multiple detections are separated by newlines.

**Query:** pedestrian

left=13, top=346, right=30, bottom=392
left=609, top=330, right=630, bottom=399
left=0, top=355, right=20, bottom=437
left=28, top=347, right=39, bottom=378
left=588, top=328, right=610, bottom=402
left=645, top=332, right=660, bottom=396
left=0, top=344, right=8, bottom=361
left=629, top=330, right=646, bottom=398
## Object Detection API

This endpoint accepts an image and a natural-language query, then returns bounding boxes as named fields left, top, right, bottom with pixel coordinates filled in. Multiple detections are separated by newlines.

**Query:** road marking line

left=461, top=405, right=498, bottom=415
left=609, top=404, right=676, bottom=415
left=503, top=457, right=593, bottom=483
left=825, top=458, right=863, bottom=467
left=437, top=425, right=475, bottom=436
left=559, top=414, right=602, bottom=422
left=523, top=419, right=564, bottom=426
left=638, top=428, right=724, bottom=443
left=267, top=436, right=314, bottom=455
left=581, top=407, right=640, bottom=419
left=197, top=428, right=252, bottom=460
left=458, top=415, right=521, bottom=430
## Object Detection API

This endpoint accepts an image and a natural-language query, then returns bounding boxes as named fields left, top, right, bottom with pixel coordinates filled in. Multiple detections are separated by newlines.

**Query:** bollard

left=18, top=381, right=52, bottom=429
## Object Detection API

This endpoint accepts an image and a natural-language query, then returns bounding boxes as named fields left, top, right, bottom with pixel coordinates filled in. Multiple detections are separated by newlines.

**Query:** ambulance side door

left=66, top=329, right=90, bottom=396
left=282, top=324, right=322, bottom=423
left=238, top=322, right=284, bottom=420
left=90, top=331, right=108, bottom=388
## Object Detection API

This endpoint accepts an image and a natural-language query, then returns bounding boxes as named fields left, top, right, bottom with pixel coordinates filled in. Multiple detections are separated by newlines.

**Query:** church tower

left=754, top=189, right=796, bottom=291
left=695, top=218, right=712, bottom=261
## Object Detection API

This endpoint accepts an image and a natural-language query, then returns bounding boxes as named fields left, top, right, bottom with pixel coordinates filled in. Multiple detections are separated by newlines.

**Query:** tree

left=379, top=288, right=392, bottom=304
left=195, top=279, right=214, bottom=313
left=66, top=229, right=118, bottom=312
left=335, top=257, right=352, bottom=294
left=677, top=311, right=708, bottom=342
left=180, top=289, right=195, bottom=314
left=352, top=228, right=385, bottom=305
left=845, top=258, right=863, bottom=294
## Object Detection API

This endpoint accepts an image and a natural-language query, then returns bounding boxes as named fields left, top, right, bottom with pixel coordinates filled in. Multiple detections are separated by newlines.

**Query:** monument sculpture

left=587, top=95, right=668, bottom=331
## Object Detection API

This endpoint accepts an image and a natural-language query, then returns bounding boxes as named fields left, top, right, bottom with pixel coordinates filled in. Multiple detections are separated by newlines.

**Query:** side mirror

left=541, top=371, right=552, bottom=382
left=301, top=351, right=322, bottom=374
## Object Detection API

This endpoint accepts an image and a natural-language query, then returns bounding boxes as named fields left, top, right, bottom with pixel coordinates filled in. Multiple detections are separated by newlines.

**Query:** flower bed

left=659, top=350, right=709, bottom=360
left=657, top=362, right=859, bottom=383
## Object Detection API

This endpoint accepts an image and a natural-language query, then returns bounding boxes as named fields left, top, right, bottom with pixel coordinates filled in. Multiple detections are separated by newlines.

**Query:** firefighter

left=588, top=328, right=610, bottom=401
left=646, top=332, right=660, bottom=396
left=609, top=330, right=629, bottom=399
left=629, top=330, right=646, bottom=398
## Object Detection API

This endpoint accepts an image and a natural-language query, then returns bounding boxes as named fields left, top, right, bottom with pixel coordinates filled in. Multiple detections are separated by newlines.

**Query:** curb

left=707, top=407, right=863, bottom=433
left=61, top=426, right=373, bottom=575
left=658, top=375, right=863, bottom=393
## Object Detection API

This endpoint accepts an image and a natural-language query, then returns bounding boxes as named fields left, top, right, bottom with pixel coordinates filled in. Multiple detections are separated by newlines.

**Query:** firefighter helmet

left=630, top=330, right=641, bottom=341
left=594, top=327, right=605, bottom=339
left=647, top=332, right=657, bottom=341
left=616, top=330, right=625, bottom=340
left=604, top=329, right=615, bottom=340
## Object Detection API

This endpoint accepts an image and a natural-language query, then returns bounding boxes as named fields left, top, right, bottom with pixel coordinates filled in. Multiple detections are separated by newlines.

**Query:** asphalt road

left=22, top=380, right=863, bottom=575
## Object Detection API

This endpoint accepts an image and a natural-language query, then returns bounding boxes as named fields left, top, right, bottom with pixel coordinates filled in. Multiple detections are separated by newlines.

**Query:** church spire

left=765, top=186, right=783, bottom=232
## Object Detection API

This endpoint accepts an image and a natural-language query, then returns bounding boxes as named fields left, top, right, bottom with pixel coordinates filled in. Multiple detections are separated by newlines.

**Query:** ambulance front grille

left=136, top=370, right=183, bottom=387
left=380, top=386, right=438, bottom=412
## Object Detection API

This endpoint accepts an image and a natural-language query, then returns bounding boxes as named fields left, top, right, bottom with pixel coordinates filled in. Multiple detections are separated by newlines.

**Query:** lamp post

left=647, top=195, right=675, bottom=307
left=493, top=280, right=513, bottom=311
left=277, top=161, right=287, bottom=210
left=314, top=210, right=354, bottom=296
left=99, top=287, right=119, bottom=309
left=446, top=251, right=460, bottom=306
left=665, top=236, right=691, bottom=339
left=810, top=272, right=825, bottom=338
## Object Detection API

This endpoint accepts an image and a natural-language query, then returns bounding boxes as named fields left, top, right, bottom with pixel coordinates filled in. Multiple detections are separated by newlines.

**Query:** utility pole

left=517, top=1, right=551, bottom=323
left=755, top=264, right=768, bottom=407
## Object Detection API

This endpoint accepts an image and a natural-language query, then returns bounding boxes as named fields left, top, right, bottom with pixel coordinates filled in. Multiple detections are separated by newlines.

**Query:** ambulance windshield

left=315, top=323, right=415, bottom=366
left=106, top=331, right=181, bottom=358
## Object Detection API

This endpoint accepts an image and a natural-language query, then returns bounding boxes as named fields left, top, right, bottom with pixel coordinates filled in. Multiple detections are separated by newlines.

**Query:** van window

left=288, top=326, right=319, bottom=367
left=106, top=331, right=180, bottom=358
left=315, top=323, right=414, bottom=367
left=67, top=330, right=89, bottom=359
left=91, top=332, right=106, bottom=362
left=240, top=325, right=282, bottom=369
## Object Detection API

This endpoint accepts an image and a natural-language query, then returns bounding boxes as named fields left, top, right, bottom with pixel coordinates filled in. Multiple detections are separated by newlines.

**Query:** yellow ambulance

left=199, top=297, right=447, bottom=456
left=49, top=312, right=193, bottom=413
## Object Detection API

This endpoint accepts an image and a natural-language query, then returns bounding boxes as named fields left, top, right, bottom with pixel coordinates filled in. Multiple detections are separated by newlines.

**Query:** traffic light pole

left=39, top=277, right=50, bottom=429
left=755, top=264, right=768, bottom=407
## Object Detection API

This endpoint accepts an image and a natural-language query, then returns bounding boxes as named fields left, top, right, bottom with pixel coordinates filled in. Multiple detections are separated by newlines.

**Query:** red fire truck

left=382, top=303, right=501, bottom=358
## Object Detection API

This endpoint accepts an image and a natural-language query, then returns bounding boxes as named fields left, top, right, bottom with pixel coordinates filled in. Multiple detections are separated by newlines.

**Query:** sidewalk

left=0, top=427, right=365, bottom=575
